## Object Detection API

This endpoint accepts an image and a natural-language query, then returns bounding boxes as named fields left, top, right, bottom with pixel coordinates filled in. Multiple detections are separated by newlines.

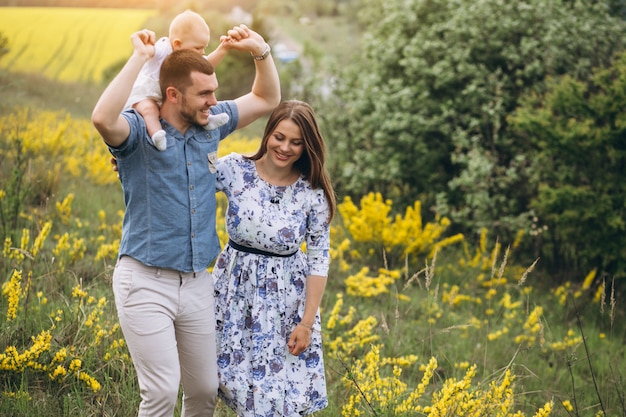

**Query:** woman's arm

left=287, top=190, right=331, bottom=356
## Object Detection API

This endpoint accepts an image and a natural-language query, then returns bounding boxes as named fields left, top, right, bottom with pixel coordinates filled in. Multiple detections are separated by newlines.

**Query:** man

left=91, top=24, right=280, bottom=417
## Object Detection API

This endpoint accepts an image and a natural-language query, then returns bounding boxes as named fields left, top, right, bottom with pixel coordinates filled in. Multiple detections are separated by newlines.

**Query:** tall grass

left=1, top=108, right=624, bottom=416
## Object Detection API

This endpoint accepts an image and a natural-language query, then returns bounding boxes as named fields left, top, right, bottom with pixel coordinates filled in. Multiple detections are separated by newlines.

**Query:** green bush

left=318, top=0, right=626, bottom=267
left=510, top=51, right=626, bottom=279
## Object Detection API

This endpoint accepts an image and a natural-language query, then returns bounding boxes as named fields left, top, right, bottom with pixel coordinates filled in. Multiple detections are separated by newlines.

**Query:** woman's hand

left=287, top=323, right=312, bottom=356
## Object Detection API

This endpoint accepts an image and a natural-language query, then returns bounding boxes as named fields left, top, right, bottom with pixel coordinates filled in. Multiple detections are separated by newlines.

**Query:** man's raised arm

left=225, top=25, right=281, bottom=129
left=92, top=29, right=156, bottom=147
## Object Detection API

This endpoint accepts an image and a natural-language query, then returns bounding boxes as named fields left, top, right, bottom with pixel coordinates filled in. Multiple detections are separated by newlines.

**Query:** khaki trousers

left=113, top=256, right=218, bottom=417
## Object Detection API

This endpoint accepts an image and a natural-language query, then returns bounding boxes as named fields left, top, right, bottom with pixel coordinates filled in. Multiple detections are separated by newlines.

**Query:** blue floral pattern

left=213, top=153, right=330, bottom=416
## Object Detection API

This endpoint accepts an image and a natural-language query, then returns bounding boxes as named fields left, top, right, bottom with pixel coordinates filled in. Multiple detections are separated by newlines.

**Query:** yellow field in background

left=0, top=7, right=156, bottom=83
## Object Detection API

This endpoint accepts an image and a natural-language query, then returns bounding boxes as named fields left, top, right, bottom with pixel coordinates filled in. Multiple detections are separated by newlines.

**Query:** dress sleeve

left=306, top=188, right=331, bottom=277
left=216, top=154, right=234, bottom=194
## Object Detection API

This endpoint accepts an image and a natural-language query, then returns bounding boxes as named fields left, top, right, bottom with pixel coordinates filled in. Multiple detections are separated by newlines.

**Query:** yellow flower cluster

left=458, top=229, right=527, bottom=281
left=344, top=267, right=401, bottom=297
left=0, top=324, right=105, bottom=392
left=329, top=236, right=352, bottom=272
left=31, top=221, right=52, bottom=258
left=51, top=231, right=86, bottom=271
left=2, top=390, right=31, bottom=401
left=1, top=109, right=119, bottom=188
left=329, top=201, right=612, bottom=415
left=72, top=284, right=88, bottom=299
left=514, top=306, right=545, bottom=346
left=94, top=210, right=123, bottom=264
left=78, top=371, right=102, bottom=392
left=442, top=284, right=482, bottom=307
left=485, top=291, right=523, bottom=342
left=86, top=297, right=107, bottom=329
left=561, top=399, right=574, bottom=412
left=55, top=193, right=74, bottom=225
left=0, top=330, right=51, bottom=372
left=2, top=269, right=30, bottom=321
left=326, top=293, right=351, bottom=330
left=553, top=268, right=603, bottom=306
left=324, top=294, right=379, bottom=359
left=2, top=227, right=39, bottom=263
left=337, top=192, right=463, bottom=269
left=341, top=346, right=554, bottom=417
left=2, top=237, right=10, bottom=258
left=424, top=364, right=477, bottom=415
left=394, top=357, right=438, bottom=414
left=216, top=133, right=261, bottom=157
left=459, top=228, right=493, bottom=270
left=548, top=329, right=583, bottom=351
left=339, top=193, right=392, bottom=243
left=342, top=344, right=418, bottom=416
left=103, top=337, right=128, bottom=362
left=326, top=315, right=379, bottom=360
left=48, top=356, right=102, bottom=392
left=95, top=241, right=120, bottom=262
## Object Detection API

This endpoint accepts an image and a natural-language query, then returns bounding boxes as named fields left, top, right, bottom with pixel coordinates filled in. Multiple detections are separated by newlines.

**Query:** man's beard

left=179, top=95, right=204, bottom=126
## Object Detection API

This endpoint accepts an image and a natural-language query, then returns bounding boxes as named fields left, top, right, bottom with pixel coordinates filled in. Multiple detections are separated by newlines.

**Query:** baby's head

left=169, top=10, right=210, bottom=54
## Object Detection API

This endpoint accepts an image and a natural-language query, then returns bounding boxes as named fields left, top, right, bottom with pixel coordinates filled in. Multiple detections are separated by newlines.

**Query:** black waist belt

left=228, top=239, right=297, bottom=258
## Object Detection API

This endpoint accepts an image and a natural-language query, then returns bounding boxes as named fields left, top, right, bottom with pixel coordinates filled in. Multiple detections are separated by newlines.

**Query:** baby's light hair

left=169, top=10, right=210, bottom=43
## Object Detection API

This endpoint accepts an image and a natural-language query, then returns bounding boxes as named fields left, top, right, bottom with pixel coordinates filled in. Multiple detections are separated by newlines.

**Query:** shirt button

left=191, top=209, right=196, bottom=214
left=191, top=233, right=196, bottom=238
left=190, top=185, right=194, bottom=190
left=187, top=161, right=192, bottom=166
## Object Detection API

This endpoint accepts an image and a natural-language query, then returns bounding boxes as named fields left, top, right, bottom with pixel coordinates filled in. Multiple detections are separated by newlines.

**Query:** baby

left=125, top=10, right=230, bottom=151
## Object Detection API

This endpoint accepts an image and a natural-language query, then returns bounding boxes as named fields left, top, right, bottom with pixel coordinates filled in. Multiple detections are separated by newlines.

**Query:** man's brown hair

left=159, top=49, right=214, bottom=97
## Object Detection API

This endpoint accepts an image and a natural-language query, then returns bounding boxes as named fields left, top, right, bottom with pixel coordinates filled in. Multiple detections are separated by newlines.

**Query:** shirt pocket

left=146, top=142, right=181, bottom=172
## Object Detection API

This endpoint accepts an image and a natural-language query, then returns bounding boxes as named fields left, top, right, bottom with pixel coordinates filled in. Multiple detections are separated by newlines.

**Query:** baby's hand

left=221, top=24, right=266, bottom=55
left=217, top=35, right=235, bottom=51
left=130, top=29, right=156, bottom=59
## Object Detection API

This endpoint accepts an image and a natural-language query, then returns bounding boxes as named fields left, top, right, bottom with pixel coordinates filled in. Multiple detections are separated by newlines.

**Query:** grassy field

left=0, top=7, right=156, bottom=83
left=1, top=107, right=625, bottom=417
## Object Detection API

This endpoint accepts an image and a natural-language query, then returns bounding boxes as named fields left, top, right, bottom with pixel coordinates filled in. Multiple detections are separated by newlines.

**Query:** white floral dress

left=213, top=153, right=330, bottom=416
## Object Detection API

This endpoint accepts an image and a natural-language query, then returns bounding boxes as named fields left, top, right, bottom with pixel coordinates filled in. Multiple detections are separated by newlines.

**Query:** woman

left=213, top=100, right=336, bottom=416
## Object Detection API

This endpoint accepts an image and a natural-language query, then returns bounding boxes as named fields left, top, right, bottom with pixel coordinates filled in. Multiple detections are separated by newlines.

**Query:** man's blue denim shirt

left=109, top=101, right=238, bottom=273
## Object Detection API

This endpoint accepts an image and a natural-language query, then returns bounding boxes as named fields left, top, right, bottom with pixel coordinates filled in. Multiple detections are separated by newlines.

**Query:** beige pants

left=112, top=256, right=218, bottom=417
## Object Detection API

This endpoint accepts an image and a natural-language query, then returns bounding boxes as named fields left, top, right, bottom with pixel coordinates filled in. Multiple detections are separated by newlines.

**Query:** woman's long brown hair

left=246, top=100, right=336, bottom=222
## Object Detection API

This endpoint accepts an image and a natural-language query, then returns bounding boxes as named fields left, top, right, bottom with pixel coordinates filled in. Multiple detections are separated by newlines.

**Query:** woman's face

left=265, top=119, right=305, bottom=169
